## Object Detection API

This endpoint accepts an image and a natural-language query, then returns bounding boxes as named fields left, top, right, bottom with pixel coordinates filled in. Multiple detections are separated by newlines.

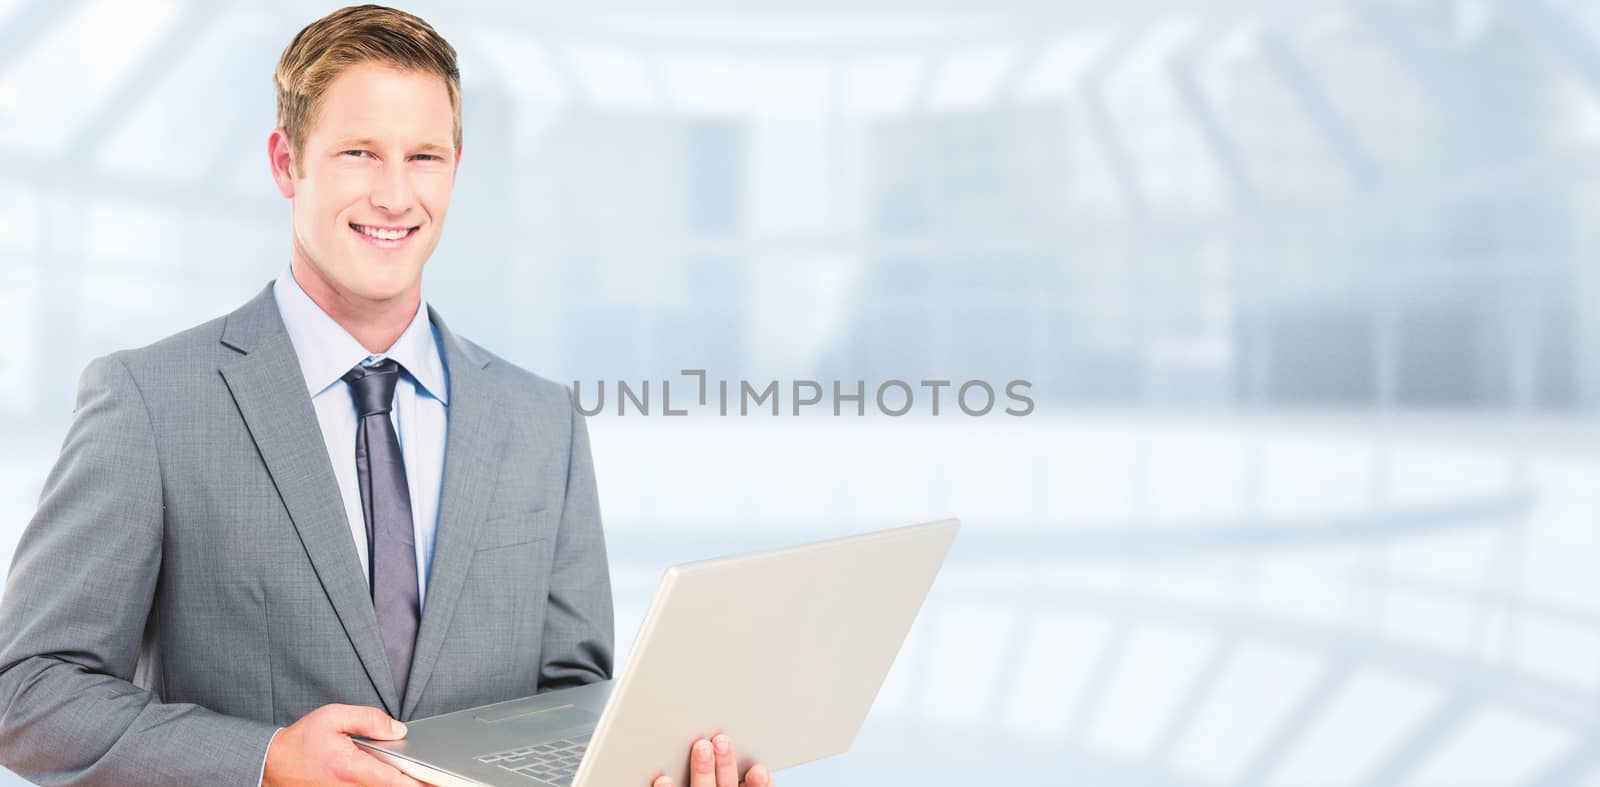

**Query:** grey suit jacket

left=0, top=284, right=614, bottom=785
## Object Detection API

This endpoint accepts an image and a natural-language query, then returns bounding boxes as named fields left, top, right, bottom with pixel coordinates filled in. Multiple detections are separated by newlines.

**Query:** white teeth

left=356, top=224, right=409, bottom=240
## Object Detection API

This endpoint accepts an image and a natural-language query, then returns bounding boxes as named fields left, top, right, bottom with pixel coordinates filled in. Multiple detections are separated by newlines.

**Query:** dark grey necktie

left=343, top=358, right=420, bottom=702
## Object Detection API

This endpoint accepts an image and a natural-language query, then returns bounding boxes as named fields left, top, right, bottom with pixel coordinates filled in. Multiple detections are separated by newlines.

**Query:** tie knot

left=343, top=359, right=404, bottom=417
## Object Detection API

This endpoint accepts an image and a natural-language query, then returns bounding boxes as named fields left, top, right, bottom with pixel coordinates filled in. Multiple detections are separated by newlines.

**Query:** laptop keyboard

left=476, top=733, right=591, bottom=786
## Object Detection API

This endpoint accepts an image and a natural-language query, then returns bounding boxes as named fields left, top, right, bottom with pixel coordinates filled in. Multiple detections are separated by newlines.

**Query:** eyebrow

left=336, top=138, right=452, bottom=155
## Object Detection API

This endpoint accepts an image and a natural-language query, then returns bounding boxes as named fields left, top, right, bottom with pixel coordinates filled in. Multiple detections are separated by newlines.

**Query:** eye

left=411, top=154, right=441, bottom=161
left=343, top=149, right=372, bottom=158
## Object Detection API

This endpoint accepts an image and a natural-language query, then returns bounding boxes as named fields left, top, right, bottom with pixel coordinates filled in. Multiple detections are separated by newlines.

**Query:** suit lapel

left=401, top=307, right=508, bottom=719
left=217, top=285, right=401, bottom=716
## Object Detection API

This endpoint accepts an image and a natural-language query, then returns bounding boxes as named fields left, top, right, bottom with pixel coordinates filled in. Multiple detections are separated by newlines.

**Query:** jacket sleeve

left=0, top=354, right=279, bottom=785
left=536, top=391, right=615, bottom=691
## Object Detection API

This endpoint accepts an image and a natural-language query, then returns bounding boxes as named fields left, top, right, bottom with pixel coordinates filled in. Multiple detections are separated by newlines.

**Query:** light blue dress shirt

left=272, top=267, right=450, bottom=609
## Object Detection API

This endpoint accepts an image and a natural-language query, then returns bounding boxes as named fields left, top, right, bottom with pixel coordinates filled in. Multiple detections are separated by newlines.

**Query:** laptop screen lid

left=572, top=517, right=960, bottom=787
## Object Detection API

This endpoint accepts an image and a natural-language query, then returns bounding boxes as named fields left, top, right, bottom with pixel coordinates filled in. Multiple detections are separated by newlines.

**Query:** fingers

left=688, top=737, right=716, bottom=787
left=346, top=748, right=428, bottom=787
left=744, top=763, right=772, bottom=787
left=712, top=734, right=739, bottom=787
left=658, top=738, right=770, bottom=787
left=320, top=703, right=407, bottom=740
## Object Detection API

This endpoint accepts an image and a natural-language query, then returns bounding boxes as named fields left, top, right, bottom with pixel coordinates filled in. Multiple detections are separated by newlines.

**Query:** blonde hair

left=274, top=5, right=461, bottom=170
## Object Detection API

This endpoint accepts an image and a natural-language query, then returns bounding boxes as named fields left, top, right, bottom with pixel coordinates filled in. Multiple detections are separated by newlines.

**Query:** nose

left=367, top=159, right=416, bottom=216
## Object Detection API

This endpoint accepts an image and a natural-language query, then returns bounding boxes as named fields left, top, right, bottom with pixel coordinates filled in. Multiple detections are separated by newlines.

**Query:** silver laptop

left=355, top=518, right=960, bottom=787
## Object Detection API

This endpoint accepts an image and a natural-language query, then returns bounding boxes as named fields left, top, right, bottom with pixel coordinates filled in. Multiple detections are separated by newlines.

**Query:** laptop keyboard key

left=477, top=735, right=590, bottom=785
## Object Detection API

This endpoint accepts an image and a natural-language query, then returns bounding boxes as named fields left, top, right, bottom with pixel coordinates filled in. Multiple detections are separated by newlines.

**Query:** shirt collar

left=273, top=267, right=449, bottom=404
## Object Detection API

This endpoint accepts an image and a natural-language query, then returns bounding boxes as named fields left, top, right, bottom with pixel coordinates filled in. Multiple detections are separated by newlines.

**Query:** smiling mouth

left=350, top=223, right=419, bottom=239
left=349, top=223, right=420, bottom=246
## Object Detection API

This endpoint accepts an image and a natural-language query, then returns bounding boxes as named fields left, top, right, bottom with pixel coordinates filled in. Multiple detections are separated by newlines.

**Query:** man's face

left=271, top=62, right=459, bottom=305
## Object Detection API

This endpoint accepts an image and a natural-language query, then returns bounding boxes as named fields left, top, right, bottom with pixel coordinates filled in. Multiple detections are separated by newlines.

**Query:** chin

left=324, top=266, right=417, bottom=302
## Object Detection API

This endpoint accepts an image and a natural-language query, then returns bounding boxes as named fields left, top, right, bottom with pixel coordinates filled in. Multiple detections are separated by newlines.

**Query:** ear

left=452, top=144, right=463, bottom=182
left=267, top=128, right=297, bottom=198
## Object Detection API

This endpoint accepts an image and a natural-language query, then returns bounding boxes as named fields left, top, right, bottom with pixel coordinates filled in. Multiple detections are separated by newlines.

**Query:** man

left=0, top=6, right=769, bottom=787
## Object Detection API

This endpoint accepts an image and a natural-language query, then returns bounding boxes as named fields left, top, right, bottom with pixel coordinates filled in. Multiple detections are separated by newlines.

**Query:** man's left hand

left=650, top=734, right=773, bottom=787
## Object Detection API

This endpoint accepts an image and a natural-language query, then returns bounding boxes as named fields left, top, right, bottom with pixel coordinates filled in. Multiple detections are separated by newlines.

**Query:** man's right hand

left=263, top=703, right=426, bottom=786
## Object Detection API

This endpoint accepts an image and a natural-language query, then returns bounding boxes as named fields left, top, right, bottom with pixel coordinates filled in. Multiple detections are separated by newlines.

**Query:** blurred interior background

left=5, top=0, right=1600, bottom=784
